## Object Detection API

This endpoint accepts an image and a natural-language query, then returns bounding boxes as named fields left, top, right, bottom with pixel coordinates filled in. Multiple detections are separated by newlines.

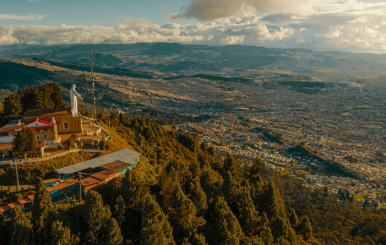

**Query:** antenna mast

left=90, top=46, right=96, bottom=118
left=83, top=73, right=88, bottom=104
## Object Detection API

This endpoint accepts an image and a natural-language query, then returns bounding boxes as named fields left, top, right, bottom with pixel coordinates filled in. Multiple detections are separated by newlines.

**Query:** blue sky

left=1, top=0, right=386, bottom=53
left=1, top=0, right=195, bottom=26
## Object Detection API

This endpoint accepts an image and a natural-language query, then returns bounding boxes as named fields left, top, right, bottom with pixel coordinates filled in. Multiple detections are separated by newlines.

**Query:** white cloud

left=0, top=14, right=44, bottom=21
left=168, top=13, right=182, bottom=20
left=2, top=0, right=386, bottom=54
left=162, top=5, right=168, bottom=8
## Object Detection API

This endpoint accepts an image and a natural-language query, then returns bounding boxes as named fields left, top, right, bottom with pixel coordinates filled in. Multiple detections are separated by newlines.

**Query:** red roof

left=0, top=125, right=24, bottom=133
left=81, top=176, right=101, bottom=187
left=26, top=194, right=35, bottom=202
left=43, top=178, right=60, bottom=184
left=46, top=183, right=66, bottom=193
left=17, top=198, right=29, bottom=205
left=0, top=205, right=10, bottom=213
left=25, top=118, right=51, bottom=126
left=31, top=126, right=51, bottom=130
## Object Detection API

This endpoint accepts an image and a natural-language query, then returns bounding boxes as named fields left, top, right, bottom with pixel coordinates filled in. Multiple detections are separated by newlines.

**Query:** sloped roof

left=46, top=183, right=66, bottom=193
left=0, top=125, right=24, bottom=133
left=55, top=149, right=140, bottom=175
left=26, top=118, right=51, bottom=126
left=23, top=108, right=70, bottom=118
left=100, top=160, right=128, bottom=172
left=43, top=178, right=60, bottom=184
left=0, top=205, right=10, bottom=213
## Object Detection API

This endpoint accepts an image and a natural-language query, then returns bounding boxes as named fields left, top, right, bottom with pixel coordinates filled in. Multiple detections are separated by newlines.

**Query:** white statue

left=70, top=84, right=83, bottom=117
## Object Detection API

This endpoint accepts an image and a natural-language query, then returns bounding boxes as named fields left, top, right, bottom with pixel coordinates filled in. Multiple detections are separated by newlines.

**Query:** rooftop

left=23, top=108, right=70, bottom=118
left=54, top=149, right=140, bottom=175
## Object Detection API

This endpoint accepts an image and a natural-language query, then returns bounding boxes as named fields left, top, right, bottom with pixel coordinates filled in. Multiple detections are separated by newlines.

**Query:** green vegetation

left=13, top=127, right=36, bottom=159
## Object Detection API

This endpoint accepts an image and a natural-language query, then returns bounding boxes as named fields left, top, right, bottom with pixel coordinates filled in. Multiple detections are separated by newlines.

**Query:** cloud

left=0, top=14, right=44, bottom=21
left=162, top=5, right=168, bottom=8
left=26, top=0, right=43, bottom=2
left=179, top=0, right=317, bottom=21
left=2, top=0, right=386, bottom=54
left=168, top=13, right=182, bottom=20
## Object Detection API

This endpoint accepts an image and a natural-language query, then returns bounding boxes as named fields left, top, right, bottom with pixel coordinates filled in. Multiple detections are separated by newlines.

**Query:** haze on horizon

left=1, top=0, right=386, bottom=54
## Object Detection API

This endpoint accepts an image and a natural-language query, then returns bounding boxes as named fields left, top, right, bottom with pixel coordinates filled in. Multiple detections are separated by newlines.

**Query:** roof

left=26, top=118, right=51, bottom=126
left=81, top=176, right=101, bottom=187
left=43, top=178, right=60, bottom=184
left=91, top=170, right=117, bottom=181
left=100, top=160, right=129, bottom=172
left=0, top=143, right=14, bottom=150
left=0, top=205, right=10, bottom=212
left=46, top=183, right=66, bottom=193
left=55, top=149, right=140, bottom=175
left=17, top=198, right=29, bottom=205
left=0, top=125, right=24, bottom=133
left=23, top=108, right=70, bottom=118
left=26, top=195, right=35, bottom=201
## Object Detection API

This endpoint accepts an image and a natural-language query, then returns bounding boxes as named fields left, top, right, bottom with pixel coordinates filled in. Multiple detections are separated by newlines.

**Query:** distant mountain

left=2, top=43, right=386, bottom=75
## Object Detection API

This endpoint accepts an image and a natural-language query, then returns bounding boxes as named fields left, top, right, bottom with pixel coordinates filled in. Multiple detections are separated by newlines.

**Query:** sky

left=1, top=0, right=386, bottom=53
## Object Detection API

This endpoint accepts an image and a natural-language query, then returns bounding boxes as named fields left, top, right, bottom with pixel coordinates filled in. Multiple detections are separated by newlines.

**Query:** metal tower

left=90, top=46, right=96, bottom=118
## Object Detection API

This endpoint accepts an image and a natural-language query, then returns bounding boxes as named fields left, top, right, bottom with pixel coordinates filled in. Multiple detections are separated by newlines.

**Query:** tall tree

left=105, top=218, right=123, bottom=245
left=2, top=92, right=22, bottom=124
left=114, top=195, right=126, bottom=227
left=189, top=177, right=208, bottom=217
left=200, top=166, right=223, bottom=204
left=170, top=185, right=205, bottom=243
left=222, top=171, right=240, bottom=209
left=140, top=196, right=176, bottom=245
left=83, top=190, right=112, bottom=244
left=32, top=177, right=55, bottom=245
left=50, top=221, right=79, bottom=245
left=207, top=196, right=245, bottom=245
left=13, top=127, right=36, bottom=159
left=297, top=215, right=313, bottom=241
left=237, top=186, right=261, bottom=237
left=9, top=206, right=34, bottom=245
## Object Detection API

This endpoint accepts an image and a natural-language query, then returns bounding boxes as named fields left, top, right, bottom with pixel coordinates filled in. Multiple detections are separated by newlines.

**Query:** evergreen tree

left=222, top=171, right=240, bottom=209
left=191, top=233, right=207, bottom=245
left=47, top=82, right=67, bottom=108
left=32, top=177, right=55, bottom=245
left=289, top=209, right=299, bottom=229
left=13, top=127, right=36, bottom=159
left=2, top=92, right=22, bottom=124
left=170, top=185, right=205, bottom=243
left=83, top=190, right=112, bottom=244
left=237, top=186, right=261, bottom=236
left=105, top=218, right=123, bottom=245
left=258, top=182, right=285, bottom=220
left=140, top=196, right=176, bottom=245
left=114, top=195, right=125, bottom=227
left=189, top=177, right=208, bottom=217
left=297, top=215, right=313, bottom=241
left=270, top=216, right=298, bottom=244
left=200, top=166, right=223, bottom=204
left=223, top=154, right=241, bottom=180
left=244, top=158, right=267, bottom=179
left=9, top=206, right=34, bottom=245
left=50, top=221, right=78, bottom=245
left=207, top=196, right=245, bottom=245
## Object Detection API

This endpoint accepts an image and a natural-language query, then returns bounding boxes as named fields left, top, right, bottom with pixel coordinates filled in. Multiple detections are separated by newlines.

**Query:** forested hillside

left=2, top=113, right=386, bottom=245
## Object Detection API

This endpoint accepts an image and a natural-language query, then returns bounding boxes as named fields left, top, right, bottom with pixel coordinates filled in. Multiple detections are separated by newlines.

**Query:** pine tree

left=32, top=177, right=55, bottom=245
left=190, top=177, right=208, bottom=217
left=289, top=209, right=299, bottom=229
left=170, top=185, right=205, bottom=243
left=258, top=182, right=285, bottom=220
left=140, top=196, right=176, bottom=245
left=270, top=216, right=298, bottom=244
left=9, top=206, right=34, bottom=245
left=297, top=215, right=313, bottom=241
left=222, top=171, right=240, bottom=209
left=114, top=195, right=126, bottom=227
left=50, top=221, right=78, bottom=245
left=223, top=154, right=241, bottom=180
left=105, top=218, right=123, bottom=245
left=13, top=127, right=36, bottom=159
left=2, top=92, right=22, bottom=123
left=83, top=190, right=112, bottom=244
left=207, top=196, right=245, bottom=245
left=47, top=82, right=67, bottom=108
left=200, top=166, right=223, bottom=204
left=237, top=186, right=261, bottom=236
left=191, top=233, right=207, bottom=245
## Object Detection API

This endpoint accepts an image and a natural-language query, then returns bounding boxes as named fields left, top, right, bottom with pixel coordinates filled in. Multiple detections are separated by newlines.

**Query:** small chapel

left=0, top=84, right=84, bottom=158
